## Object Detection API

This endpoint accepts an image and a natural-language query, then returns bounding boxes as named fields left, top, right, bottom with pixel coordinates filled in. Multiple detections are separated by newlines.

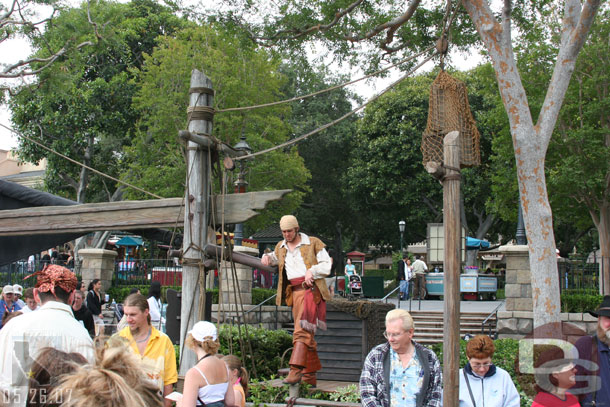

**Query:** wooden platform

left=266, top=378, right=359, bottom=393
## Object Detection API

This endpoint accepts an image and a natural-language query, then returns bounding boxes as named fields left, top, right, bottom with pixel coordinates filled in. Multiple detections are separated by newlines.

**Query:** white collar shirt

left=279, top=233, right=331, bottom=280
left=0, top=301, right=95, bottom=407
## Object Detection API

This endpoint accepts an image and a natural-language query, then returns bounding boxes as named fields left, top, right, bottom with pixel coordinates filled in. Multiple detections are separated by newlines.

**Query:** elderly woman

left=178, top=321, right=236, bottom=407
left=459, top=335, right=520, bottom=407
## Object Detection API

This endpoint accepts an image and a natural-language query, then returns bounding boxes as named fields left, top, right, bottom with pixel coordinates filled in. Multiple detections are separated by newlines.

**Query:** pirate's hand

left=305, top=269, right=314, bottom=287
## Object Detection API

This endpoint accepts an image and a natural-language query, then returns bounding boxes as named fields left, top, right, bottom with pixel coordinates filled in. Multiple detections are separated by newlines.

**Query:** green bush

left=105, top=285, right=182, bottom=303
left=218, top=325, right=292, bottom=380
left=496, top=288, right=505, bottom=299
left=248, top=381, right=328, bottom=405
left=252, top=288, right=276, bottom=304
left=561, top=291, right=602, bottom=313
left=365, top=269, right=396, bottom=280
left=107, top=285, right=275, bottom=306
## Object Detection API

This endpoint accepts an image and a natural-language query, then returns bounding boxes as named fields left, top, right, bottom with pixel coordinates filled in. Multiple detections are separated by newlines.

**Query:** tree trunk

left=462, top=0, right=601, bottom=329
left=596, top=203, right=610, bottom=294
left=76, top=134, right=94, bottom=204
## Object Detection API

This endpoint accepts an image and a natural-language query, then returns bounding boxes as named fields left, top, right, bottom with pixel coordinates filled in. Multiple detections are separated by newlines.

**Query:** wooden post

left=180, top=70, right=213, bottom=375
left=442, top=131, right=461, bottom=407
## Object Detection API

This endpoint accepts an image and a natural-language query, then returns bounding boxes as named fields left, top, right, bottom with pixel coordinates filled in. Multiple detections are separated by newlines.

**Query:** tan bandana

left=279, top=215, right=299, bottom=231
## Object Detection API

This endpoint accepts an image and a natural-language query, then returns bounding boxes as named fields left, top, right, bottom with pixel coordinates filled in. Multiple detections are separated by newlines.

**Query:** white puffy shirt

left=0, top=301, right=95, bottom=407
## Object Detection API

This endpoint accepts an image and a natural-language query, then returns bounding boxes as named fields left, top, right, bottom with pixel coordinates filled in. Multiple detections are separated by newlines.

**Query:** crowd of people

left=358, top=300, right=610, bottom=407
left=1, top=213, right=609, bottom=407
left=0, top=264, right=248, bottom=407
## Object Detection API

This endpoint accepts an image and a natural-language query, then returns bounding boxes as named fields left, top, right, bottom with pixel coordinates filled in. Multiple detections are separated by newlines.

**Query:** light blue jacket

left=459, top=364, right=520, bottom=407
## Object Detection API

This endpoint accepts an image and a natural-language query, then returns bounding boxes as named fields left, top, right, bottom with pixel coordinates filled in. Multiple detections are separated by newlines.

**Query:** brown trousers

left=291, top=288, right=316, bottom=348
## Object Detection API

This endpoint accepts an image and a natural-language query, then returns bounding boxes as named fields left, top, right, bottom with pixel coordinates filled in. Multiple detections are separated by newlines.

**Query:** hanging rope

left=233, top=50, right=437, bottom=161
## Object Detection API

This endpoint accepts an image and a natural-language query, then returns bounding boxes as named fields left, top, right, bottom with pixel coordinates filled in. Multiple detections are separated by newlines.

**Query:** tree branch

left=0, top=40, right=94, bottom=78
left=345, top=0, right=421, bottom=52
left=536, top=0, right=602, bottom=140
left=240, top=0, right=364, bottom=46
left=501, top=0, right=512, bottom=49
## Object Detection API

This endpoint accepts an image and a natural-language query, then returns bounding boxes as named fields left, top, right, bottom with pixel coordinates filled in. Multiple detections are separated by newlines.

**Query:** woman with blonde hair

left=179, top=321, right=236, bottom=407
left=222, top=355, right=249, bottom=407
left=47, top=341, right=163, bottom=407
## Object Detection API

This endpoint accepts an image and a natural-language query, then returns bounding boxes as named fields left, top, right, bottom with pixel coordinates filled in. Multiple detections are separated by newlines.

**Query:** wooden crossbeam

left=0, top=190, right=290, bottom=236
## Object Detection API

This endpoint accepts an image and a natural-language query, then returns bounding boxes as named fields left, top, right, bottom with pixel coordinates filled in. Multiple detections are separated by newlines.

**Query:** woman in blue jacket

left=459, top=335, right=520, bottom=407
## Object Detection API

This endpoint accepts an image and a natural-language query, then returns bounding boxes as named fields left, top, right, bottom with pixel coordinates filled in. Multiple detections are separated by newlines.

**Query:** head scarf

left=25, top=264, right=78, bottom=296
left=279, top=215, right=299, bottom=231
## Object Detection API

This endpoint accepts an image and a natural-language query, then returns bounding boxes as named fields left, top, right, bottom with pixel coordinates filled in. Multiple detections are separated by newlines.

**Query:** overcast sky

left=0, top=2, right=486, bottom=151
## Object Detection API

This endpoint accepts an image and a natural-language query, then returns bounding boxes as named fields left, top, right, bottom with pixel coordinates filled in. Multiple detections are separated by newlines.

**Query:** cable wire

left=0, top=122, right=162, bottom=199
left=234, top=50, right=437, bottom=161
left=216, top=45, right=435, bottom=113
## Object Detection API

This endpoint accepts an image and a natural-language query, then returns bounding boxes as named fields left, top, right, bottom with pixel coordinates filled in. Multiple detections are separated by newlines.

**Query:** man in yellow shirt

left=118, top=293, right=177, bottom=407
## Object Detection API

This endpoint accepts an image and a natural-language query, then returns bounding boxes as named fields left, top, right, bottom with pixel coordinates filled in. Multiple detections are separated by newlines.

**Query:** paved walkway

left=379, top=297, right=506, bottom=313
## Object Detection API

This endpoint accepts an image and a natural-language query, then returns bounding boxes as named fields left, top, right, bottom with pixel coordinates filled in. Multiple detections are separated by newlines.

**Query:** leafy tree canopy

left=10, top=0, right=186, bottom=202
left=123, top=24, right=311, bottom=231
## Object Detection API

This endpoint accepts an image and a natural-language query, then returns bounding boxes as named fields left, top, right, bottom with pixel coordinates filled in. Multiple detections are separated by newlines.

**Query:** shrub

left=218, top=325, right=292, bottom=380
left=365, top=269, right=396, bottom=281
left=252, top=288, right=276, bottom=304
left=561, top=291, right=602, bottom=313
left=106, top=285, right=182, bottom=303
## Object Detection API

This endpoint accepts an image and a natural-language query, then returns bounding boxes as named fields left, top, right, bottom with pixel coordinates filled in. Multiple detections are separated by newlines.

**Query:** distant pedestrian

left=148, top=281, right=165, bottom=330
left=397, top=254, right=412, bottom=300
left=0, top=285, right=21, bottom=329
left=412, top=256, right=428, bottom=300
left=20, top=288, right=39, bottom=313
left=72, top=290, right=95, bottom=338
left=13, top=284, right=25, bottom=308
left=86, top=279, right=106, bottom=335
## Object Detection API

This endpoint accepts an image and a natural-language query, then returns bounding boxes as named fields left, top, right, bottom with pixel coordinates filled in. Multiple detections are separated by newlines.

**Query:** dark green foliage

left=105, top=284, right=182, bottom=303
left=561, top=291, right=602, bottom=313
left=252, top=288, right=277, bottom=304
left=10, top=0, right=187, bottom=203
left=364, top=269, right=396, bottom=281
left=218, top=325, right=292, bottom=379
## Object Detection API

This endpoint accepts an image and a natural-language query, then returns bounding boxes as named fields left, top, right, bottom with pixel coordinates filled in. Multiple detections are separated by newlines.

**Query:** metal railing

left=113, top=259, right=182, bottom=286
left=0, top=260, right=80, bottom=286
left=558, top=256, right=607, bottom=294
left=244, top=293, right=280, bottom=329
left=481, top=300, right=504, bottom=337
left=381, top=282, right=421, bottom=312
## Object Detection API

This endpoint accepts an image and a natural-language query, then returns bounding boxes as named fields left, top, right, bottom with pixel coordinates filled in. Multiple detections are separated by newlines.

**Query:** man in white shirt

left=412, top=256, right=428, bottom=300
left=0, top=265, right=94, bottom=407
left=261, top=215, right=331, bottom=386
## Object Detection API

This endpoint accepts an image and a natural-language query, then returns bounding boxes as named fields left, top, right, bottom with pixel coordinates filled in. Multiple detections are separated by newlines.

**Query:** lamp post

left=399, top=220, right=406, bottom=254
left=233, top=135, right=252, bottom=246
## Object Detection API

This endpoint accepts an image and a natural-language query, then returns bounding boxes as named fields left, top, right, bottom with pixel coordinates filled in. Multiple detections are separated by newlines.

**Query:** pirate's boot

left=283, top=341, right=308, bottom=384
left=302, top=347, right=322, bottom=387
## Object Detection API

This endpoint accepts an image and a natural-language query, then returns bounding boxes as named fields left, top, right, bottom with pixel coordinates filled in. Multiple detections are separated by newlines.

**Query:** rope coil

left=187, top=106, right=215, bottom=122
